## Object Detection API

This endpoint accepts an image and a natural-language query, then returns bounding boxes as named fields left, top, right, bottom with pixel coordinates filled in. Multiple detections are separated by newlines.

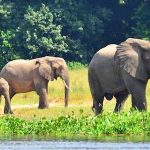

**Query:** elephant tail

left=0, top=95, right=1, bottom=104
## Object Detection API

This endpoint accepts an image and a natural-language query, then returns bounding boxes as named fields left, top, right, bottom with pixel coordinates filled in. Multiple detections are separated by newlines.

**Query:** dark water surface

left=1, top=135, right=150, bottom=150
left=0, top=140, right=150, bottom=150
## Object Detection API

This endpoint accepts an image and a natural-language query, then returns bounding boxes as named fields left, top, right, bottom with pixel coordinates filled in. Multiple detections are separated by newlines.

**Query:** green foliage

left=51, top=0, right=112, bottom=61
left=67, top=62, right=87, bottom=70
left=18, top=4, right=68, bottom=58
left=1, top=112, right=150, bottom=138
left=0, top=0, right=149, bottom=67
left=132, top=1, right=150, bottom=40
left=0, top=30, right=20, bottom=69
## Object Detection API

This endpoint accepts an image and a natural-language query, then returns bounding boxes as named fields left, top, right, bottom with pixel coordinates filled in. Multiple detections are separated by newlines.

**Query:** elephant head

left=36, top=56, right=69, bottom=107
left=115, top=38, right=150, bottom=81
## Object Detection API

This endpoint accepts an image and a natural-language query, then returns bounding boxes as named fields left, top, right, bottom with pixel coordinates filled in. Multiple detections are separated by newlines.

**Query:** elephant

left=0, top=78, right=11, bottom=114
left=88, top=38, right=150, bottom=115
left=0, top=56, right=69, bottom=114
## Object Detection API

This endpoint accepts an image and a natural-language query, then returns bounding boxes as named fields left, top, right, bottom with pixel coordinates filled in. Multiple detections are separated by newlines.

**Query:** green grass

left=1, top=111, right=150, bottom=139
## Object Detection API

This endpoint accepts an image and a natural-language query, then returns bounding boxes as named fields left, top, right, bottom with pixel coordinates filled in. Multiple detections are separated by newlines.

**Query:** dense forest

left=0, top=0, right=149, bottom=68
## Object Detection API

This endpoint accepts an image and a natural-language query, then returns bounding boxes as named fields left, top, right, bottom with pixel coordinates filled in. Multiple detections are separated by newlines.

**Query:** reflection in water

left=0, top=141, right=150, bottom=150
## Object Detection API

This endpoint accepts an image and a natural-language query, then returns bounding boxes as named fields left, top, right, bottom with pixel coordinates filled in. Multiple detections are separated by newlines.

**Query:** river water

left=0, top=140, right=150, bottom=150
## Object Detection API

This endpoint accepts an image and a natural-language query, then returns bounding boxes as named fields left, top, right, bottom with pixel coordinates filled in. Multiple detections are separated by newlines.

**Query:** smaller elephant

left=0, top=56, right=69, bottom=114
left=0, top=78, right=12, bottom=114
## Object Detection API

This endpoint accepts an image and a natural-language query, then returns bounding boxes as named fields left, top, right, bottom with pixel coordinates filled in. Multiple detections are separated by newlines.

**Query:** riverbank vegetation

left=1, top=111, right=150, bottom=139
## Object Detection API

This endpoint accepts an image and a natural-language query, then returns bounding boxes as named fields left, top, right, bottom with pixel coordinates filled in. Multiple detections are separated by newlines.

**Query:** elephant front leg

left=36, top=85, right=49, bottom=109
left=38, top=89, right=49, bottom=109
left=38, top=90, right=49, bottom=109
left=131, top=93, right=147, bottom=111
left=34, top=80, right=49, bottom=109
left=122, top=72, right=147, bottom=111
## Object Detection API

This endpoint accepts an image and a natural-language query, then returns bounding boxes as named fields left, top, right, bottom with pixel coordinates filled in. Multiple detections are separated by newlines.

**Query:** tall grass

left=1, top=63, right=150, bottom=115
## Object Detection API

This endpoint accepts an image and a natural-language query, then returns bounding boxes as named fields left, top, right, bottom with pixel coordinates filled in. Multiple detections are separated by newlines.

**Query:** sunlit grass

left=11, top=106, right=93, bottom=120
left=0, top=67, right=150, bottom=118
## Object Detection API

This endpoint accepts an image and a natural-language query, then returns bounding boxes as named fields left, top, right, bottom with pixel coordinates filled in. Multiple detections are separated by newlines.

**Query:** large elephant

left=0, top=56, right=69, bottom=114
left=88, top=38, right=150, bottom=115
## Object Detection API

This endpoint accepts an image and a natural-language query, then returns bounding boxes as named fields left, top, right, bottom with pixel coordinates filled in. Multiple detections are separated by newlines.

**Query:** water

left=0, top=140, right=150, bottom=150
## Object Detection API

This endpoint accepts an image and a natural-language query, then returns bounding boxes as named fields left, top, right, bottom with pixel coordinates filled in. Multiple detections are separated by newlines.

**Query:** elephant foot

left=38, top=106, right=49, bottom=109
left=38, top=103, right=49, bottom=109
left=92, top=104, right=103, bottom=116
left=4, top=109, right=13, bottom=114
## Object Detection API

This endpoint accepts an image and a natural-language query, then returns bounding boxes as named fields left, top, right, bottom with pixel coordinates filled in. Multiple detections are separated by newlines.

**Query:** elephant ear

left=114, top=38, right=148, bottom=81
left=37, top=60, right=54, bottom=81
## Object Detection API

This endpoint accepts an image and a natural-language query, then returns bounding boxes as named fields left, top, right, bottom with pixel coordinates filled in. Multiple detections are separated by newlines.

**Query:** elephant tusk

left=62, top=80, right=69, bottom=89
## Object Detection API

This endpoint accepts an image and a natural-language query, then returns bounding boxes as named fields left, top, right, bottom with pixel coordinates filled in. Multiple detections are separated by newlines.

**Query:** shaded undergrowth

left=0, top=111, right=150, bottom=138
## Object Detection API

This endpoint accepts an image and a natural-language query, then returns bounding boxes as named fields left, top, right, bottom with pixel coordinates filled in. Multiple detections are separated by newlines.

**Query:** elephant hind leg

left=4, top=90, right=15, bottom=114
left=114, top=90, right=129, bottom=112
left=88, top=70, right=104, bottom=115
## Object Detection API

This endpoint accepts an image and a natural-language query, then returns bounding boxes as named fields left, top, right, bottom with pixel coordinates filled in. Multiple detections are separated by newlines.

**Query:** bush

left=67, top=62, right=87, bottom=70
left=1, top=111, right=150, bottom=138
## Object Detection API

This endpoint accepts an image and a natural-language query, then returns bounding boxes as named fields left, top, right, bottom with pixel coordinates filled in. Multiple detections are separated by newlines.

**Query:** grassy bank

left=0, top=111, right=150, bottom=138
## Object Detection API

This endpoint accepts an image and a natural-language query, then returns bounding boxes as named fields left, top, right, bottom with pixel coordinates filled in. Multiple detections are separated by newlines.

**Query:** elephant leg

left=92, top=94, right=104, bottom=115
left=4, top=89, right=15, bottom=114
left=4, top=92, right=12, bottom=114
left=114, top=90, right=129, bottom=112
left=38, top=90, right=49, bottom=109
left=131, top=86, right=147, bottom=111
left=88, top=71, right=104, bottom=115
left=131, top=95, right=137, bottom=110
left=35, top=81, right=49, bottom=109
left=122, top=72, right=147, bottom=111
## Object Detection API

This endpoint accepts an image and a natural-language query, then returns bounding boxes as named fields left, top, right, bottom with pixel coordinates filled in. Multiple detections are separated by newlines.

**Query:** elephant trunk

left=62, top=68, right=69, bottom=107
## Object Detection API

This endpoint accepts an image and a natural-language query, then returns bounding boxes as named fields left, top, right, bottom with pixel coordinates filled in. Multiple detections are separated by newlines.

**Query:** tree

left=0, top=30, right=20, bottom=68
left=18, top=4, right=68, bottom=59
left=49, top=0, right=112, bottom=62
left=132, top=1, right=150, bottom=40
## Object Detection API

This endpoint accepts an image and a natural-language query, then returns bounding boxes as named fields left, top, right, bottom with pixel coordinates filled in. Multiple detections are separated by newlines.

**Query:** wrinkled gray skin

left=88, top=38, right=150, bottom=115
left=0, top=78, right=11, bottom=114
left=0, top=56, right=69, bottom=114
